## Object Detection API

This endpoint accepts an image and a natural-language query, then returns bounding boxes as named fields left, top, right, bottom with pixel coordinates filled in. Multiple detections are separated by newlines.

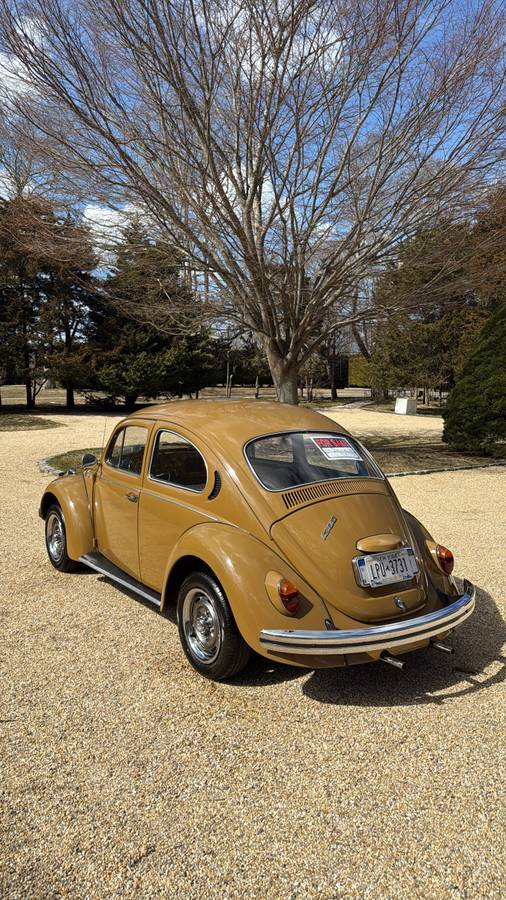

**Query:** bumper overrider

left=259, top=580, right=476, bottom=656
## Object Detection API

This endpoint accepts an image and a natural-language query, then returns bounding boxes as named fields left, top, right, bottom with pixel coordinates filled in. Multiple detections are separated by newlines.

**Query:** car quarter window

left=149, top=430, right=207, bottom=491
left=106, top=425, right=148, bottom=475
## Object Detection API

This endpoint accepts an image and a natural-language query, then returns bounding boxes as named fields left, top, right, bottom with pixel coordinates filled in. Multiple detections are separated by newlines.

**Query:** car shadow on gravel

left=229, top=654, right=304, bottom=687
left=302, top=586, right=505, bottom=707
left=90, top=576, right=504, bottom=701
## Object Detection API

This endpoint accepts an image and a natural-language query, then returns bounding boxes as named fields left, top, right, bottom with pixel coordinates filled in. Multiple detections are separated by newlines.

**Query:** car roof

left=130, top=400, right=349, bottom=453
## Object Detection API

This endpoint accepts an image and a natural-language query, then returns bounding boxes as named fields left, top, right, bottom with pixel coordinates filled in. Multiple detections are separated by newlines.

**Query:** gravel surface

left=1, top=412, right=505, bottom=899
left=325, top=405, right=445, bottom=440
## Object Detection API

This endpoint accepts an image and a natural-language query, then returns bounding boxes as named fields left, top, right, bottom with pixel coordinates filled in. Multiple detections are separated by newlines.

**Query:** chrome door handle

left=125, top=492, right=138, bottom=503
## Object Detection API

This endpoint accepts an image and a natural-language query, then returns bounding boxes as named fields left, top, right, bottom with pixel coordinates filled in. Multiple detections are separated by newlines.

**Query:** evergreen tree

left=0, top=197, right=50, bottom=406
left=0, top=197, right=97, bottom=409
left=40, top=217, right=97, bottom=410
left=82, top=222, right=219, bottom=406
left=443, top=303, right=506, bottom=453
left=367, top=219, right=496, bottom=397
left=368, top=309, right=480, bottom=396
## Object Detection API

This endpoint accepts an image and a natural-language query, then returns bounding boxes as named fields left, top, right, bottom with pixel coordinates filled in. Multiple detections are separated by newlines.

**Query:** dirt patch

left=0, top=414, right=60, bottom=431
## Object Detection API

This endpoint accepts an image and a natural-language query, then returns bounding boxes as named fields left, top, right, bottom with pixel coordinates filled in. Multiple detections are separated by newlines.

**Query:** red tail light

left=278, top=578, right=300, bottom=615
left=436, top=544, right=454, bottom=575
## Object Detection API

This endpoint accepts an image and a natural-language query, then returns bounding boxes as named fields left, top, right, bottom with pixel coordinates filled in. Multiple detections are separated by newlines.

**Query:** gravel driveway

left=1, top=412, right=505, bottom=899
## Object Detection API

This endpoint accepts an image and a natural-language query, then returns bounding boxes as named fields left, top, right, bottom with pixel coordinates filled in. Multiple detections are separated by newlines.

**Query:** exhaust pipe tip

left=431, top=640, right=455, bottom=655
left=381, top=651, right=406, bottom=671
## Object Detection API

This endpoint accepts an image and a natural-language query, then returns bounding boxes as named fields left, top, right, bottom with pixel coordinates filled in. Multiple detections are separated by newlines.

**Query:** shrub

left=443, top=303, right=506, bottom=454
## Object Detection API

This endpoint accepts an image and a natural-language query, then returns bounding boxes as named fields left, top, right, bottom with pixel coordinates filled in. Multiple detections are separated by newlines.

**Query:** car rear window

left=245, top=432, right=382, bottom=491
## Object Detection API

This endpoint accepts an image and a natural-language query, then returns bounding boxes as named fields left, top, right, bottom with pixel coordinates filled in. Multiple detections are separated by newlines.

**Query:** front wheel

left=177, top=572, right=250, bottom=680
left=45, top=504, right=79, bottom=573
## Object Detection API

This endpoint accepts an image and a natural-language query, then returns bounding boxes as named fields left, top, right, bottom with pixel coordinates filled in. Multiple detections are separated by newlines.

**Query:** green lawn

left=44, top=448, right=102, bottom=472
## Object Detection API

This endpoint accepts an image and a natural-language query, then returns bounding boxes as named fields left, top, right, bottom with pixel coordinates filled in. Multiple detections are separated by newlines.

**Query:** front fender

left=40, top=473, right=95, bottom=561
left=161, top=523, right=332, bottom=658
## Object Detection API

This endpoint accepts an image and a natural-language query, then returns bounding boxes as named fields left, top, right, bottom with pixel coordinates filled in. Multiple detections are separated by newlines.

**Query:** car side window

left=106, top=426, right=148, bottom=475
left=150, top=430, right=207, bottom=492
left=107, top=429, right=123, bottom=467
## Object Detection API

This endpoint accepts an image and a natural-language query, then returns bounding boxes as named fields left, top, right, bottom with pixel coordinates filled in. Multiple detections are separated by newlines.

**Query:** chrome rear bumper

left=259, top=580, right=476, bottom=656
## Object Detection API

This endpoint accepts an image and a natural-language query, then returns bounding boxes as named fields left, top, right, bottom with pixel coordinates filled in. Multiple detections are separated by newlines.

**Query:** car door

left=94, top=421, right=152, bottom=579
left=138, top=425, right=214, bottom=591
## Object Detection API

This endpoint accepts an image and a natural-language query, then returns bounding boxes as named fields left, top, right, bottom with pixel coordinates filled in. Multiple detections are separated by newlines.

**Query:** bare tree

left=1, top=0, right=504, bottom=402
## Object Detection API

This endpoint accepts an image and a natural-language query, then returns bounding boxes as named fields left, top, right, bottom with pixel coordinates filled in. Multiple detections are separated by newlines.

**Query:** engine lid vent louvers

left=281, top=479, right=385, bottom=510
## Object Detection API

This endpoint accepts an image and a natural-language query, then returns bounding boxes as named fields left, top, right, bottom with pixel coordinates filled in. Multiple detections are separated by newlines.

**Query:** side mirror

left=82, top=452, right=99, bottom=468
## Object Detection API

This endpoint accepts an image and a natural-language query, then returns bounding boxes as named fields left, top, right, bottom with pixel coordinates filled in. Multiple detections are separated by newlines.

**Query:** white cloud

left=0, top=50, right=34, bottom=100
left=206, top=1, right=343, bottom=83
left=0, top=166, right=16, bottom=199
left=82, top=203, right=131, bottom=240
left=15, top=16, right=45, bottom=47
left=0, top=17, right=44, bottom=103
left=82, top=202, right=150, bottom=265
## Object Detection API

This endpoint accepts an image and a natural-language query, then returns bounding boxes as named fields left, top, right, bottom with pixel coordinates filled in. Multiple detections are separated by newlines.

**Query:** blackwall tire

left=45, top=504, right=79, bottom=573
left=177, top=571, right=250, bottom=680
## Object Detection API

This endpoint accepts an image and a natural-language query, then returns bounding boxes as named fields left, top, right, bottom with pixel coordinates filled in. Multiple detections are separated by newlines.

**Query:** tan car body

left=40, top=400, right=475, bottom=669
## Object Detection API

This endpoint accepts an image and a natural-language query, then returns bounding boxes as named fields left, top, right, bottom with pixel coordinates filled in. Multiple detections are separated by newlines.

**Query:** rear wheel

left=177, top=572, right=250, bottom=680
left=45, top=504, right=79, bottom=573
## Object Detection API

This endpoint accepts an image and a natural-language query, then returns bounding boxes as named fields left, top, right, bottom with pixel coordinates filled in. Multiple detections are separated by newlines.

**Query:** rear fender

left=403, top=509, right=458, bottom=601
left=39, top=474, right=95, bottom=561
left=160, top=523, right=331, bottom=655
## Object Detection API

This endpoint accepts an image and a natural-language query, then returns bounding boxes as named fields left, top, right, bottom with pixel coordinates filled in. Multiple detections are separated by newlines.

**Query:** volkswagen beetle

left=40, top=401, right=475, bottom=680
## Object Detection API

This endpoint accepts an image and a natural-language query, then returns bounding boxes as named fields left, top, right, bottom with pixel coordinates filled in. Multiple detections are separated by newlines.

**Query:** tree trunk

left=330, top=336, right=337, bottom=400
left=265, top=346, right=299, bottom=405
left=66, top=384, right=75, bottom=411
left=25, top=379, right=35, bottom=408
left=22, top=314, right=34, bottom=409
left=124, top=394, right=137, bottom=409
left=352, top=323, right=371, bottom=362
left=64, top=305, right=75, bottom=411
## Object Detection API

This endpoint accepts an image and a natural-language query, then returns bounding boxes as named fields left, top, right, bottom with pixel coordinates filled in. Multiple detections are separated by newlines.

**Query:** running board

left=79, top=552, right=161, bottom=608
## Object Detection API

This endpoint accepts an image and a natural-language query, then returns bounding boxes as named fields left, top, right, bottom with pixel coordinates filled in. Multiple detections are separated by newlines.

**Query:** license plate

left=354, top=547, right=419, bottom=588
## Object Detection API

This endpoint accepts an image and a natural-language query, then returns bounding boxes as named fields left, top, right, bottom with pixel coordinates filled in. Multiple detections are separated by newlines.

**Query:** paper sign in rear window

left=310, top=435, right=361, bottom=461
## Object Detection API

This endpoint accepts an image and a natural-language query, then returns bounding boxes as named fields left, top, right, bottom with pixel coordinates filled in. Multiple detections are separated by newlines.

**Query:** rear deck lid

left=271, top=490, right=426, bottom=623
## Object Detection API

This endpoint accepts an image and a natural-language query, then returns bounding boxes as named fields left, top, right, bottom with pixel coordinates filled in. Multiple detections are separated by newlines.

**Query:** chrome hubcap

left=182, top=588, right=222, bottom=664
left=46, top=512, right=64, bottom=563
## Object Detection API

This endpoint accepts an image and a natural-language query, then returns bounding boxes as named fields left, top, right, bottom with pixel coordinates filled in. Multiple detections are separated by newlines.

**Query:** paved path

left=1, top=412, right=505, bottom=898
